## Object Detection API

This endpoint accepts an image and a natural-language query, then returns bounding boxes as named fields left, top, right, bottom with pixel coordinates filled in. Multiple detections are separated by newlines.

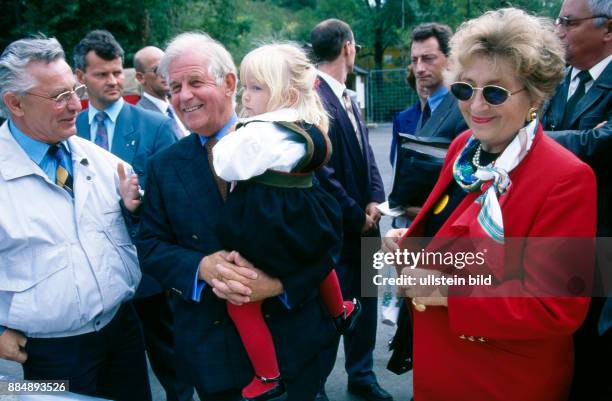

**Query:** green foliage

left=1, top=0, right=561, bottom=69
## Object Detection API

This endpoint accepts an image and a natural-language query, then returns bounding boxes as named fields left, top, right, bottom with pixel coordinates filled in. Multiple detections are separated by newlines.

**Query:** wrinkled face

left=168, top=50, right=235, bottom=136
left=411, top=37, right=448, bottom=92
left=138, top=50, right=169, bottom=99
left=14, top=59, right=83, bottom=143
left=557, top=0, right=610, bottom=70
left=77, top=51, right=124, bottom=109
left=457, top=56, right=533, bottom=153
left=240, top=75, right=271, bottom=117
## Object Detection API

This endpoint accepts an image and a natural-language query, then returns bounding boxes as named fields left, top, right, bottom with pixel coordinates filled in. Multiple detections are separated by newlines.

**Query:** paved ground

left=0, top=123, right=413, bottom=401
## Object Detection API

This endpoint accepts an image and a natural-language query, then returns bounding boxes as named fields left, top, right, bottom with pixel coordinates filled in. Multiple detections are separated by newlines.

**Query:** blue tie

left=94, top=111, right=109, bottom=150
left=166, top=107, right=183, bottom=138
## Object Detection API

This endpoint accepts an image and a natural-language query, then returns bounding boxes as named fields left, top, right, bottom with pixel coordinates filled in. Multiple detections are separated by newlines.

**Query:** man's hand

left=365, top=202, right=381, bottom=223
left=117, top=163, right=141, bottom=213
left=595, top=120, right=608, bottom=129
left=361, top=214, right=377, bottom=233
left=211, top=251, right=284, bottom=305
left=0, top=329, right=27, bottom=363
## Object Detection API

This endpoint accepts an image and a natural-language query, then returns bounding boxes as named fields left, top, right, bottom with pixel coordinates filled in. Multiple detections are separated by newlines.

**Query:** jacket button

left=192, top=234, right=198, bottom=240
left=467, top=336, right=475, bottom=342
left=478, top=337, right=486, bottom=343
left=459, top=335, right=466, bottom=340
left=264, top=314, right=271, bottom=319
left=213, top=320, right=221, bottom=325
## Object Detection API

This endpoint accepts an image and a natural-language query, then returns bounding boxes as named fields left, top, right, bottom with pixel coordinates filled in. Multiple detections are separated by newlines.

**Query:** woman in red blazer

left=384, top=8, right=597, bottom=401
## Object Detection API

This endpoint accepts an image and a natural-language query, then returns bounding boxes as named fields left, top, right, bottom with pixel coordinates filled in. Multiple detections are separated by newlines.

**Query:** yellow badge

left=433, top=194, right=449, bottom=215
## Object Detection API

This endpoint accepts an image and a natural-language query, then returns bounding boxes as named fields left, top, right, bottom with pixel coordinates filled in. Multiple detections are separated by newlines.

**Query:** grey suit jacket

left=136, top=95, right=162, bottom=113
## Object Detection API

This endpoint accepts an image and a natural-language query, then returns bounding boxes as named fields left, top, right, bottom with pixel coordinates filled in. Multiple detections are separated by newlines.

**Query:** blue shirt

left=427, top=86, right=449, bottom=114
left=8, top=120, right=73, bottom=183
left=87, top=98, right=124, bottom=152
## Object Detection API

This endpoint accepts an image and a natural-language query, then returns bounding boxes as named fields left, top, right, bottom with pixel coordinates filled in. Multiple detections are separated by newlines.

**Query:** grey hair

left=159, top=32, right=237, bottom=88
left=588, top=0, right=612, bottom=27
left=0, top=36, right=65, bottom=118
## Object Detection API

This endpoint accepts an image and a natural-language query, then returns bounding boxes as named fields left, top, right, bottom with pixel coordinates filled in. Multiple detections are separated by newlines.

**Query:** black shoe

left=242, top=378, right=287, bottom=401
left=347, top=382, right=393, bottom=401
left=333, top=298, right=362, bottom=334
left=314, top=390, right=330, bottom=401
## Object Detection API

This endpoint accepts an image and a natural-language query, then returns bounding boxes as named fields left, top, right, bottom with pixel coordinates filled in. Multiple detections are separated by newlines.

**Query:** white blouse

left=213, top=108, right=308, bottom=181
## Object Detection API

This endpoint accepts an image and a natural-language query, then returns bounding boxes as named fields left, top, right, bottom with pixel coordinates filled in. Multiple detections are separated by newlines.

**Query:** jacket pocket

left=5, top=246, right=83, bottom=335
left=101, top=210, right=141, bottom=290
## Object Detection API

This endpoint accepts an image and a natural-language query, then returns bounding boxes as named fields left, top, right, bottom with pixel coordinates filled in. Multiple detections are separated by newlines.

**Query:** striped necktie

left=48, top=144, right=74, bottom=197
left=94, top=111, right=109, bottom=150
left=342, top=90, right=363, bottom=152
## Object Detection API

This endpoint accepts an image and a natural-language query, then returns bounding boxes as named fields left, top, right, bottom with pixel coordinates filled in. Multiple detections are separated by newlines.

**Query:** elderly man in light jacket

left=0, top=36, right=150, bottom=401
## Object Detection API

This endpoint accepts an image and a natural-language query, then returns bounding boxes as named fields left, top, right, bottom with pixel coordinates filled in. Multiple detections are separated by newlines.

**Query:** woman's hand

left=400, top=266, right=448, bottom=308
left=382, top=228, right=408, bottom=253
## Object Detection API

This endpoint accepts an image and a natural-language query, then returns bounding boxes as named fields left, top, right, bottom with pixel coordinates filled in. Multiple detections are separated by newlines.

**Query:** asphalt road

left=0, top=123, right=413, bottom=401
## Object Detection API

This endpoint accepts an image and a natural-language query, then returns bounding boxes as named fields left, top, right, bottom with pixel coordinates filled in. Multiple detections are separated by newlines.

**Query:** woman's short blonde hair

left=239, top=42, right=329, bottom=134
left=446, top=8, right=566, bottom=107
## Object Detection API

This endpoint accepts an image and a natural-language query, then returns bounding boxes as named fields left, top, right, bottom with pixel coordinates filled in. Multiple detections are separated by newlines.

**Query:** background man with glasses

left=0, top=36, right=150, bottom=400
left=134, top=45, right=189, bottom=139
left=541, top=0, right=611, bottom=399
left=73, top=30, right=187, bottom=401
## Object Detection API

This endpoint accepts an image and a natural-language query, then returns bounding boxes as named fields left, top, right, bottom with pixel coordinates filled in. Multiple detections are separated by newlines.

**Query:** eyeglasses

left=25, top=84, right=87, bottom=109
left=555, top=15, right=610, bottom=28
left=450, top=82, right=525, bottom=106
left=348, top=41, right=362, bottom=53
left=144, top=65, right=159, bottom=75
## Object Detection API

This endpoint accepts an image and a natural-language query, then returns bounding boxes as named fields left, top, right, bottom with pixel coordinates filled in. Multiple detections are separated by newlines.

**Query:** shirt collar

left=199, top=113, right=238, bottom=146
left=87, top=97, right=125, bottom=124
left=427, top=86, right=449, bottom=111
left=317, top=70, right=346, bottom=100
left=571, top=55, right=612, bottom=82
left=8, top=119, right=70, bottom=165
left=142, top=91, right=170, bottom=113
left=240, top=108, right=299, bottom=124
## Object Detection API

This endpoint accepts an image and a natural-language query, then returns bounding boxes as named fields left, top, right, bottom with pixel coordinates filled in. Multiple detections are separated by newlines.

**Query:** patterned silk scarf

left=452, top=119, right=538, bottom=243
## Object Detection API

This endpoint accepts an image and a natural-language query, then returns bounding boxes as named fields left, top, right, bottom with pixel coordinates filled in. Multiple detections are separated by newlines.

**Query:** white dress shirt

left=142, top=92, right=190, bottom=137
left=567, top=54, right=612, bottom=99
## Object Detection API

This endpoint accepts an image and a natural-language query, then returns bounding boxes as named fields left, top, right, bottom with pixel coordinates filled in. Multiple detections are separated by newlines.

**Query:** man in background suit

left=541, top=0, right=611, bottom=399
left=137, top=31, right=335, bottom=401
left=134, top=46, right=188, bottom=139
left=73, top=30, right=190, bottom=401
left=388, top=23, right=467, bottom=223
left=310, top=19, right=390, bottom=401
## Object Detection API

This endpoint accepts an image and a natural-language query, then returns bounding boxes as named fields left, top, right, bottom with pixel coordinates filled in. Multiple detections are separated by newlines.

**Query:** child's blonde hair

left=239, top=42, right=329, bottom=134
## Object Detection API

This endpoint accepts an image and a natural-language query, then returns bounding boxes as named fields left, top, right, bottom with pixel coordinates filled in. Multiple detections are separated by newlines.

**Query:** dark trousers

left=320, top=262, right=378, bottom=387
left=23, top=302, right=152, bottom=401
left=134, top=292, right=194, bottom=401
left=195, top=352, right=321, bottom=401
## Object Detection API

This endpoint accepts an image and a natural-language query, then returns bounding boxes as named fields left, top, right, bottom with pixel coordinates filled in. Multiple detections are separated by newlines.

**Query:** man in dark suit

left=134, top=46, right=188, bottom=139
left=310, top=19, right=390, bottom=401
left=388, top=23, right=467, bottom=223
left=137, top=31, right=336, bottom=401
left=541, top=0, right=611, bottom=399
left=73, top=30, right=191, bottom=401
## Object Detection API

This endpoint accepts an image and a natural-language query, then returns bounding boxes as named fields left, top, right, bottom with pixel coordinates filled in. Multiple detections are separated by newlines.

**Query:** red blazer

left=402, top=125, right=597, bottom=401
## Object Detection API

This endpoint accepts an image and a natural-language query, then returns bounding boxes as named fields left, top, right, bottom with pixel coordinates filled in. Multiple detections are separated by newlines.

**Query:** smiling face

left=168, top=50, right=235, bottom=136
left=457, top=55, right=533, bottom=153
left=8, top=59, right=82, bottom=144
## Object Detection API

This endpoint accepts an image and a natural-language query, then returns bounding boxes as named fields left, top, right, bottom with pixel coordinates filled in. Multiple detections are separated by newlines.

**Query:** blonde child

left=213, top=43, right=360, bottom=401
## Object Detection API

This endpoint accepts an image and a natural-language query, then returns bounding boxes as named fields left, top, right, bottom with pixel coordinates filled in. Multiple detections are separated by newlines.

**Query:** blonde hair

left=239, top=42, right=329, bottom=134
left=446, top=8, right=565, bottom=108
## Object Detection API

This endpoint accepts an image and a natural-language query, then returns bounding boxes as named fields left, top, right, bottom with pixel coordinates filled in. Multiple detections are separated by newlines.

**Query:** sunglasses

left=450, top=82, right=525, bottom=106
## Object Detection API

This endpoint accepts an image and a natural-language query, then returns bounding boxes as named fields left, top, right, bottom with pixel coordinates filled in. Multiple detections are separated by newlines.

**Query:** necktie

left=421, top=102, right=432, bottom=127
left=562, top=70, right=592, bottom=128
left=166, top=107, right=184, bottom=138
left=48, top=144, right=73, bottom=197
left=342, top=91, right=363, bottom=152
left=94, top=111, right=109, bottom=150
left=204, top=138, right=228, bottom=201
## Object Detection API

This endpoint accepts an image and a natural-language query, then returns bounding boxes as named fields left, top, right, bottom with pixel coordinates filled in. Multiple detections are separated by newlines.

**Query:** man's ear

left=3, top=92, right=25, bottom=117
left=75, top=69, right=86, bottom=85
left=604, top=19, right=612, bottom=42
left=135, top=71, right=145, bottom=85
left=224, top=72, right=237, bottom=97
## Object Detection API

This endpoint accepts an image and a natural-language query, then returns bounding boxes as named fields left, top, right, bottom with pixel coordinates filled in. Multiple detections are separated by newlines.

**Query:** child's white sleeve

left=213, top=122, right=307, bottom=181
